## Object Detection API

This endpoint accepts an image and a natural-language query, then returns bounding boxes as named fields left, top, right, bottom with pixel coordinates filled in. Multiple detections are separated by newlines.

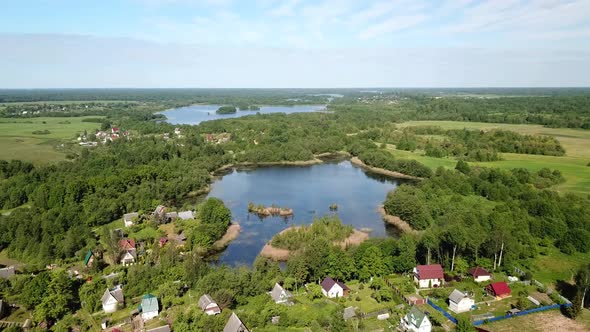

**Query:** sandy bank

left=259, top=226, right=369, bottom=261
left=350, top=157, right=422, bottom=180
left=213, top=223, right=241, bottom=248
left=378, top=205, right=420, bottom=235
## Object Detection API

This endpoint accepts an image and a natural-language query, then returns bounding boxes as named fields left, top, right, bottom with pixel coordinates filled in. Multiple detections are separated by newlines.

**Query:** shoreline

left=213, top=223, right=241, bottom=249
left=350, top=157, right=422, bottom=180
left=378, top=205, right=420, bottom=235
left=259, top=227, right=369, bottom=261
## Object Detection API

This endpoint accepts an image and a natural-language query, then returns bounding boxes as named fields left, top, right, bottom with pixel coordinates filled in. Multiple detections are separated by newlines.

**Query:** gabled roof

left=406, top=306, right=427, bottom=328
left=119, top=239, right=136, bottom=250
left=469, top=267, right=491, bottom=277
left=84, top=250, right=94, bottom=266
left=153, top=205, right=166, bottom=216
left=488, top=282, right=511, bottom=296
left=141, top=294, right=159, bottom=313
left=0, top=266, right=15, bottom=279
left=448, top=289, right=468, bottom=303
left=223, top=313, right=249, bottom=332
left=101, top=285, right=124, bottom=305
left=320, top=277, right=349, bottom=292
left=416, top=264, right=444, bottom=280
left=146, top=325, right=171, bottom=332
left=270, top=283, right=292, bottom=302
left=123, top=212, right=139, bottom=222
left=178, top=211, right=195, bottom=220
left=198, top=294, right=217, bottom=310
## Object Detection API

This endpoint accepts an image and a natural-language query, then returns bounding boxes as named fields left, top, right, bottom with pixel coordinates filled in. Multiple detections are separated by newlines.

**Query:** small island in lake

left=216, top=105, right=237, bottom=114
left=248, top=202, right=293, bottom=217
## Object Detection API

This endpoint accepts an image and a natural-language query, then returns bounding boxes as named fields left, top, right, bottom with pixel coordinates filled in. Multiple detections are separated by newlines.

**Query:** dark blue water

left=160, top=104, right=326, bottom=125
left=208, top=160, right=404, bottom=266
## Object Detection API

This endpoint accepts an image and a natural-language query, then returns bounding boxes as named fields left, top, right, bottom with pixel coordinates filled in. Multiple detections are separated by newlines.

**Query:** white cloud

left=357, top=14, right=427, bottom=40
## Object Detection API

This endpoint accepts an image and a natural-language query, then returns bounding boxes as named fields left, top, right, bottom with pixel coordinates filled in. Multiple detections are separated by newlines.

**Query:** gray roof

left=449, top=289, right=468, bottom=304
left=141, top=294, right=159, bottom=314
left=198, top=294, right=217, bottom=310
left=270, top=283, right=292, bottom=303
left=0, top=266, right=15, bottom=279
left=406, top=306, right=427, bottom=328
left=165, top=212, right=178, bottom=220
left=178, top=211, right=195, bottom=220
left=224, top=313, right=249, bottom=332
left=101, top=285, right=124, bottom=305
left=123, top=212, right=139, bottom=222
left=146, top=325, right=171, bottom=332
left=343, top=307, right=356, bottom=320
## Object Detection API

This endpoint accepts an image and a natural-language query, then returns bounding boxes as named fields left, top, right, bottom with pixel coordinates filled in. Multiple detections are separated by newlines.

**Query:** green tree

left=357, top=246, right=385, bottom=281
left=454, top=316, right=475, bottom=332
left=34, top=271, right=76, bottom=323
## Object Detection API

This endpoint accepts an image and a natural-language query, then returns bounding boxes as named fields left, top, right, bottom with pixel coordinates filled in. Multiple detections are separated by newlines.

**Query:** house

left=0, top=299, right=7, bottom=319
left=404, top=294, right=426, bottom=306
left=140, top=294, right=159, bottom=321
left=223, top=312, right=249, bottom=332
left=469, top=267, right=492, bottom=283
left=147, top=325, right=171, bottom=332
left=413, top=264, right=444, bottom=288
left=400, top=306, right=432, bottom=332
left=174, top=128, right=181, bottom=135
left=111, top=127, right=120, bottom=134
left=83, top=249, right=95, bottom=268
left=448, top=289, right=474, bottom=313
left=119, top=238, right=136, bottom=250
left=101, top=285, right=124, bottom=313
left=320, top=277, right=349, bottom=298
left=486, top=282, right=511, bottom=299
left=120, top=250, right=136, bottom=266
left=0, top=266, right=15, bottom=279
left=198, top=294, right=221, bottom=315
left=123, top=212, right=139, bottom=227
left=164, top=212, right=178, bottom=222
left=269, top=283, right=293, bottom=305
left=178, top=211, right=195, bottom=220
left=152, top=205, right=166, bottom=222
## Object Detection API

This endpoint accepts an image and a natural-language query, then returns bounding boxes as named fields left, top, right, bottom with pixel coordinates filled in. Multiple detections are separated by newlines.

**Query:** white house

left=141, top=294, right=159, bottom=321
left=198, top=294, right=221, bottom=315
left=123, top=212, right=139, bottom=227
left=320, top=277, right=349, bottom=298
left=448, top=289, right=474, bottom=314
left=413, top=264, right=444, bottom=288
left=101, top=285, right=124, bottom=313
left=269, top=283, right=293, bottom=305
left=400, top=306, right=431, bottom=332
left=469, top=267, right=492, bottom=283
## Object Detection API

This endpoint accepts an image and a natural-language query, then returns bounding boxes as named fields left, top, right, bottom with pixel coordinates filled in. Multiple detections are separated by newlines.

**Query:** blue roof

left=141, top=294, right=159, bottom=313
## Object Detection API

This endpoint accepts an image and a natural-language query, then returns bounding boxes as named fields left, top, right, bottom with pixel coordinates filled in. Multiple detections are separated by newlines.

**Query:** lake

left=207, top=160, right=405, bottom=266
left=160, top=104, right=326, bottom=125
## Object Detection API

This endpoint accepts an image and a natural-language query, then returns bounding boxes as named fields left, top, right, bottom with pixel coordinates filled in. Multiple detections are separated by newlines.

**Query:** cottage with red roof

left=469, top=267, right=492, bottom=283
left=119, top=239, right=136, bottom=266
left=321, top=277, right=349, bottom=298
left=413, top=264, right=444, bottom=288
left=486, top=281, right=511, bottom=299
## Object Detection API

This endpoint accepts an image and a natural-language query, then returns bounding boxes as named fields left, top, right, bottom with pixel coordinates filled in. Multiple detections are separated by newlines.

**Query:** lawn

left=343, top=280, right=392, bottom=313
left=388, top=120, right=590, bottom=194
left=525, top=246, right=590, bottom=286
left=0, top=116, right=102, bottom=163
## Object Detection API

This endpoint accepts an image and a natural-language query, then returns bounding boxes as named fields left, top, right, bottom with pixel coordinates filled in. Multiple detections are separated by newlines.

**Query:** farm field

left=0, top=116, right=101, bottom=163
left=390, top=120, right=590, bottom=194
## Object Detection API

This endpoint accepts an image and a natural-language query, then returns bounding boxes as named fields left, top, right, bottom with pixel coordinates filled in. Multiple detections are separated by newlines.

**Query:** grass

left=389, top=120, right=590, bottom=194
left=484, top=309, right=590, bottom=332
left=0, top=116, right=102, bottom=163
left=343, top=281, right=392, bottom=313
left=526, top=246, right=590, bottom=286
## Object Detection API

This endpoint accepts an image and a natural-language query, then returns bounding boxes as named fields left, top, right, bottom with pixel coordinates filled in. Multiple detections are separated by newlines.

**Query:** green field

left=391, top=121, right=590, bottom=194
left=0, top=116, right=102, bottom=163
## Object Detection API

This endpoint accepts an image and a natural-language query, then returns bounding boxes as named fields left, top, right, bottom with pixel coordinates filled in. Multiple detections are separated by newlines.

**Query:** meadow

left=0, top=116, right=101, bottom=163
left=390, top=121, right=590, bottom=194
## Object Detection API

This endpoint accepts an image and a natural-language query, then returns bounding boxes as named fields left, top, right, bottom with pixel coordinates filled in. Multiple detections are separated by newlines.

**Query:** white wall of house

left=102, top=298, right=119, bottom=313
left=322, top=284, right=344, bottom=298
left=142, top=310, right=158, bottom=321
left=449, top=298, right=474, bottom=313
left=474, top=275, right=491, bottom=283
left=414, top=276, right=441, bottom=288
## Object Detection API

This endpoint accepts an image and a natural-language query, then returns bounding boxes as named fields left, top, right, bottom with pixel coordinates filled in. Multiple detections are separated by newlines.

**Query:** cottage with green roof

left=84, top=249, right=95, bottom=268
left=140, top=294, right=159, bottom=321
left=400, top=306, right=431, bottom=332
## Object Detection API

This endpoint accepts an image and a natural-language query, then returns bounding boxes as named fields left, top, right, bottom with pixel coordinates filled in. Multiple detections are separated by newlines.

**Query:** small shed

left=405, top=294, right=426, bottom=305
left=198, top=294, right=221, bottom=315
left=469, top=267, right=492, bottom=283
left=448, top=289, right=475, bottom=313
left=486, top=282, right=511, bottom=299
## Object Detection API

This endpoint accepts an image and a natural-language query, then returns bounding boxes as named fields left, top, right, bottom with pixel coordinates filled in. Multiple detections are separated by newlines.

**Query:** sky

left=0, top=0, right=589, bottom=88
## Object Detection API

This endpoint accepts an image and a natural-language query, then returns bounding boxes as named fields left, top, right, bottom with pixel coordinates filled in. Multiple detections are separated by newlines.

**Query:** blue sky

left=1, top=0, right=589, bottom=87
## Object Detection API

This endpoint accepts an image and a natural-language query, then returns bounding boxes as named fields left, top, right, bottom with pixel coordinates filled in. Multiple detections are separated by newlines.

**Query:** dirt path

left=350, top=157, right=422, bottom=180
left=213, top=223, right=241, bottom=248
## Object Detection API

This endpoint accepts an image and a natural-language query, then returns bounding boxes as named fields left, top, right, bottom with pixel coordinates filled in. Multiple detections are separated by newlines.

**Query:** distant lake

left=207, top=160, right=405, bottom=266
left=160, top=104, right=326, bottom=125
